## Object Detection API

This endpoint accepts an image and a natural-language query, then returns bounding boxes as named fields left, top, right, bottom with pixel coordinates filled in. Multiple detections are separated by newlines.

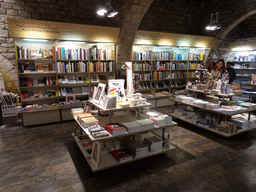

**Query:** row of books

left=138, top=82, right=170, bottom=90
left=133, top=62, right=202, bottom=71
left=58, top=75, right=90, bottom=84
left=152, top=71, right=169, bottom=80
left=21, top=90, right=56, bottom=99
left=133, top=63, right=151, bottom=71
left=132, top=51, right=204, bottom=61
left=134, top=71, right=197, bottom=81
left=20, top=77, right=56, bottom=87
left=18, top=62, right=55, bottom=73
left=56, top=61, right=113, bottom=73
left=15, top=45, right=115, bottom=61
left=136, top=81, right=186, bottom=90
left=134, top=73, right=151, bottom=81
left=16, top=46, right=55, bottom=60
left=58, top=87, right=89, bottom=96
left=172, top=72, right=197, bottom=79
left=56, top=47, right=89, bottom=60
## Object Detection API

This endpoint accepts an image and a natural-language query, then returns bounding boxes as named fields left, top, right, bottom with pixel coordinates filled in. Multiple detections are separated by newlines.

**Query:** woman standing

left=210, top=59, right=226, bottom=80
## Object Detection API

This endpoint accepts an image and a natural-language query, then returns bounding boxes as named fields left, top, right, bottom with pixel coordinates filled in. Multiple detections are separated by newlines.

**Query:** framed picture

left=94, top=83, right=106, bottom=103
left=91, top=141, right=103, bottom=167
left=108, top=79, right=126, bottom=102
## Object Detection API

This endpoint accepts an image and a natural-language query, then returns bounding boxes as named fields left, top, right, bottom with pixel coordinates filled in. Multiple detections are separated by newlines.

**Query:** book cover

left=43, top=49, right=53, bottom=59
left=31, top=48, right=42, bottom=59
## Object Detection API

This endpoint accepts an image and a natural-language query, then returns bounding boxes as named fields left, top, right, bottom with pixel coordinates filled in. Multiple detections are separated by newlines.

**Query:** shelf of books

left=132, top=45, right=206, bottom=94
left=15, top=38, right=116, bottom=108
left=72, top=106, right=177, bottom=172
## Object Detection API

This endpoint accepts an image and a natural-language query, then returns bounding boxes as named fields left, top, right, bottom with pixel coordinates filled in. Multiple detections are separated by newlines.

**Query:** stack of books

left=144, top=136, right=163, bottom=154
left=105, top=123, right=127, bottom=136
left=160, top=114, right=172, bottom=125
left=150, top=116, right=165, bottom=127
left=239, top=102, right=256, bottom=109
left=91, top=130, right=110, bottom=138
left=122, top=121, right=142, bottom=133
left=127, top=140, right=149, bottom=158
left=136, top=119, right=155, bottom=130
left=111, top=149, right=133, bottom=162
left=205, top=103, right=220, bottom=109
left=77, top=113, right=99, bottom=128
left=71, top=100, right=83, bottom=108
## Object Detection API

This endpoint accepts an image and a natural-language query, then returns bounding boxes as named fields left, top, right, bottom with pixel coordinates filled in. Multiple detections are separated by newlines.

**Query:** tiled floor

left=0, top=106, right=256, bottom=192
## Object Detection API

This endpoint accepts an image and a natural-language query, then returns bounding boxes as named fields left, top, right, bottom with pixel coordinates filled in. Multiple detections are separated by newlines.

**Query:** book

left=92, top=130, right=110, bottom=138
left=43, top=49, right=53, bottom=59
left=31, top=48, right=42, bottom=59
left=105, top=123, right=127, bottom=136
left=81, top=87, right=89, bottom=94
left=111, top=149, right=133, bottom=162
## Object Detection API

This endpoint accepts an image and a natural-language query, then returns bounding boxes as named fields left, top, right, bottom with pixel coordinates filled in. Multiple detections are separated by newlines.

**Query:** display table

left=72, top=106, right=177, bottom=172
left=169, top=96, right=256, bottom=137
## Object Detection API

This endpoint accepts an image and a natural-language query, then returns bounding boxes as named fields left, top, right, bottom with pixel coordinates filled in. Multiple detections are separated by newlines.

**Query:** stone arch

left=206, top=9, right=256, bottom=65
left=117, top=0, right=154, bottom=70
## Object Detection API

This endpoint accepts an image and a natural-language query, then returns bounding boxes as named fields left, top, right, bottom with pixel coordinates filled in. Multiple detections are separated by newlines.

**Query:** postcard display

left=15, top=38, right=115, bottom=126
left=72, top=79, right=177, bottom=172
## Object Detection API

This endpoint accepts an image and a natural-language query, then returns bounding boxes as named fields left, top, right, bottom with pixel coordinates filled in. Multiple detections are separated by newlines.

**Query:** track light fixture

left=97, top=0, right=118, bottom=17
left=206, top=12, right=221, bottom=31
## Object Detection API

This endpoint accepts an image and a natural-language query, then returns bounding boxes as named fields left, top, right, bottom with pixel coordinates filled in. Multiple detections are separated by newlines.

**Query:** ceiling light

left=23, top=38, right=48, bottom=42
left=107, top=11, right=118, bottom=17
left=97, top=8, right=107, bottom=16
left=97, top=0, right=118, bottom=18
left=206, top=12, right=221, bottom=31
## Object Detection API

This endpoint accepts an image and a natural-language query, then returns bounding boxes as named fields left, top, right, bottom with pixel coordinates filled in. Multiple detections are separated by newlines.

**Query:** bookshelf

left=132, top=45, right=206, bottom=94
left=15, top=38, right=116, bottom=106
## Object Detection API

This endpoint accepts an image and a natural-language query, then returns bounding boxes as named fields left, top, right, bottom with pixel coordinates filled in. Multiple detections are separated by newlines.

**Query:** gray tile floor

left=0, top=106, right=256, bottom=192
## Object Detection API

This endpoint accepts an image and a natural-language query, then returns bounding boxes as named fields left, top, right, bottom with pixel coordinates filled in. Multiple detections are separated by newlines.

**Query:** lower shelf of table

left=74, top=135, right=176, bottom=172
left=170, top=113, right=256, bottom=137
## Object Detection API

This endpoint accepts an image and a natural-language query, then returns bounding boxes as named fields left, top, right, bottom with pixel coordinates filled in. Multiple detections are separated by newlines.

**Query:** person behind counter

left=226, top=62, right=236, bottom=84
left=210, top=59, right=226, bottom=80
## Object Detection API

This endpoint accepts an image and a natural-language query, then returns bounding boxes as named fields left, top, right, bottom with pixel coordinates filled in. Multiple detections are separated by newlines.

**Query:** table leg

left=109, top=112, right=112, bottom=124
left=248, top=112, right=251, bottom=121
left=138, top=107, right=141, bottom=119
left=162, top=127, right=165, bottom=140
